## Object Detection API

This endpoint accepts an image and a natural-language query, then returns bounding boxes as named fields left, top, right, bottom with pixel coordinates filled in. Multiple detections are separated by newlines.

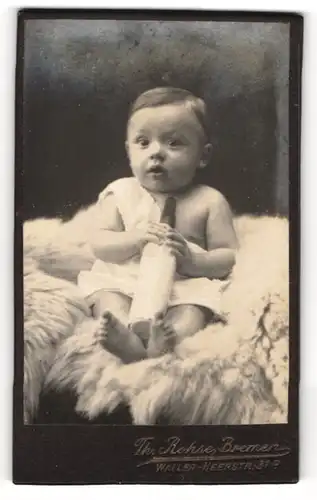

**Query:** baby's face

left=126, top=103, right=206, bottom=193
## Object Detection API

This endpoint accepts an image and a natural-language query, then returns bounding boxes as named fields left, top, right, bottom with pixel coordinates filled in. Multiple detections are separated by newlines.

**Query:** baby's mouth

left=147, top=165, right=166, bottom=175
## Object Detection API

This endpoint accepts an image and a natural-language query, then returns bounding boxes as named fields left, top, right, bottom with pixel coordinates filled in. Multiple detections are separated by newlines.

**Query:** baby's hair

left=128, top=87, right=208, bottom=141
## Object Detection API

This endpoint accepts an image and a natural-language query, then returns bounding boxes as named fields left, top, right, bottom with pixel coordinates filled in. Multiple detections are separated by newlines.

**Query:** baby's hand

left=136, top=222, right=170, bottom=248
left=162, top=228, right=193, bottom=274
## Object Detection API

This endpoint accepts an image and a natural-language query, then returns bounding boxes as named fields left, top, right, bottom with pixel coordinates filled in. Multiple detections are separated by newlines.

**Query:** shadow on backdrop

left=22, top=20, right=290, bottom=220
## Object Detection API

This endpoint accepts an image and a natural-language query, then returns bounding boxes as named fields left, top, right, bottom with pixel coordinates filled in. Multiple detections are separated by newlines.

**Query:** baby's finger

left=147, top=228, right=166, bottom=239
left=164, top=240, right=186, bottom=255
left=145, top=233, right=161, bottom=244
left=166, top=248, right=183, bottom=260
left=166, top=230, right=187, bottom=243
left=149, top=224, right=170, bottom=235
left=150, top=222, right=170, bottom=231
left=165, top=234, right=187, bottom=248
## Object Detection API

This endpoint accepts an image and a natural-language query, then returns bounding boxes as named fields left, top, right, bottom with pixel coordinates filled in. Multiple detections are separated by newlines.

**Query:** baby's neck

left=144, top=183, right=197, bottom=201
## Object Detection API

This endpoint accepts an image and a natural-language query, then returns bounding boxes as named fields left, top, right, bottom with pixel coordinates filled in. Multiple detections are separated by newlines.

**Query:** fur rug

left=23, top=203, right=289, bottom=425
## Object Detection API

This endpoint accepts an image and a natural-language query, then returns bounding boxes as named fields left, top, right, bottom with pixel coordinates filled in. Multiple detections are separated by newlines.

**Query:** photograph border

left=13, top=8, right=302, bottom=484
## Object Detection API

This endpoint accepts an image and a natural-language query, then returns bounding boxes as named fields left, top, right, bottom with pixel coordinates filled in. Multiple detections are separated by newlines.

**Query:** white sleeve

left=93, top=177, right=136, bottom=230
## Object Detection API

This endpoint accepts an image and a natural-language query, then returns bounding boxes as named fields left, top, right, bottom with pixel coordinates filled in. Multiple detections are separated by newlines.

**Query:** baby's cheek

left=170, top=150, right=187, bottom=160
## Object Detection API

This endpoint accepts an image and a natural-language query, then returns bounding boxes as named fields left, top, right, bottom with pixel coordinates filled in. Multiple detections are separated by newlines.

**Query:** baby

left=78, top=87, right=238, bottom=363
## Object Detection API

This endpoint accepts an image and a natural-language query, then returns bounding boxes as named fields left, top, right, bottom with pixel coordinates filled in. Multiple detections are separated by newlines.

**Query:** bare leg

left=165, top=304, right=208, bottom=342
left=91, top=290, right=147, bottom=363
left=147, top=305, right=207, bottom=358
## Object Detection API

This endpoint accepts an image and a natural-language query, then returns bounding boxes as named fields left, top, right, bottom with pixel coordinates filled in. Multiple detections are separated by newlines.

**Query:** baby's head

left=125, top=87, right=211, bottom=193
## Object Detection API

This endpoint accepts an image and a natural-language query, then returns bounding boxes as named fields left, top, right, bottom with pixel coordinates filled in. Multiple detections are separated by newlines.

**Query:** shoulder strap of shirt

left=97, top=177, right=161, bottom=229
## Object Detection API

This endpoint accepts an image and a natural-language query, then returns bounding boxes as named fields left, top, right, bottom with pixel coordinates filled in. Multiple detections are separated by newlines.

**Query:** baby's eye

left=135, top=136, right=149, bottom=147
left=167, top=138, right=184, bottom=147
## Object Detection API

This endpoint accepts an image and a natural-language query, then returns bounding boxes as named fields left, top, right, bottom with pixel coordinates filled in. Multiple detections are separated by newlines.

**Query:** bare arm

left=186, top=191, right=238, bottom=279
left=166, top=191, right=238, bottom=279
left=90, top=193, right=143, bottom=262
left=90, top=193, right=165, bottom=263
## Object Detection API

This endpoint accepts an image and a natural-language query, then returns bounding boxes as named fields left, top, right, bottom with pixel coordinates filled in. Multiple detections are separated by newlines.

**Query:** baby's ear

left=199, top=143, right=212, bottom=169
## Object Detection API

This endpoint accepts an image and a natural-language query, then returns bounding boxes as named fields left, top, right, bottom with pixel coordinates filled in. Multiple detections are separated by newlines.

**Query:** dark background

left=22, top=19, right=290, bottom=220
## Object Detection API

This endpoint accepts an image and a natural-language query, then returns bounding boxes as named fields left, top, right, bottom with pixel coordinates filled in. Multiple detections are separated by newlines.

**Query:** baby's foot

left=94, top=311, right=146, bottom=363
left=147, top=313, right=176, bottom=358
left=94, top=310, right=114, bottom=343
left=94, top=310, right=120, bottom=348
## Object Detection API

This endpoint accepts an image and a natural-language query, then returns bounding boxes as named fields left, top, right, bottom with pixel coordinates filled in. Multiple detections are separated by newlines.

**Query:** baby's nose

left=149, top=141, right=165, bottom=159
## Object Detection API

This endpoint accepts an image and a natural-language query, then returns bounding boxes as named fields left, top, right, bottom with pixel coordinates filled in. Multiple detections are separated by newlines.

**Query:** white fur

left=23, top=208, right=289, bottom=425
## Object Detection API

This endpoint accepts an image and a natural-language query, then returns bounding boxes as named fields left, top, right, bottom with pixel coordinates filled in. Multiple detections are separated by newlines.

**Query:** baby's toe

left=153, top=312, right=165, bottom=324
left=163, top=323, right=176, bottom=347
left=103, top=312, right=119, bottom=332
left=162, top=322, right=175, bottom=336
left=94, top=330, right=107, bottom=348
left=102, top=310, right=112, bottom=324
